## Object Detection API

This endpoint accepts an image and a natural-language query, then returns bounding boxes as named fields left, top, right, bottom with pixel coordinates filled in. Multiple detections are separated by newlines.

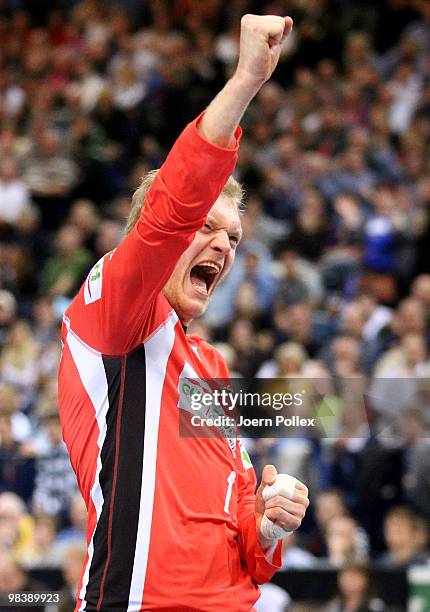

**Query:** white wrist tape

left=260, top=473, right=297, bottom=540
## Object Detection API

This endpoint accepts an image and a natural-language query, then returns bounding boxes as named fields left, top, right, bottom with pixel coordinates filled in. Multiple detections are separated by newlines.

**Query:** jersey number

left=224, top=471, right=236, bottom=514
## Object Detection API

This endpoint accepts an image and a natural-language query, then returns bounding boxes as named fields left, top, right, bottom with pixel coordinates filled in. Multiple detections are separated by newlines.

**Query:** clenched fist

left=255, top=465, right=309, bottom=547
left=236, top=14, right=293, bottom=86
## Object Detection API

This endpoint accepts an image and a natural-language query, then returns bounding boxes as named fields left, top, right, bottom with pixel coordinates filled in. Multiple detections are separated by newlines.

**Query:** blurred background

left=0, top=0, right=430, bottom=610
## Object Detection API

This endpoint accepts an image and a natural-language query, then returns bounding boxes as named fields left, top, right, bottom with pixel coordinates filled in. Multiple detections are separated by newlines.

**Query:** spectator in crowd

left=380, top=506, right=429, bottom=567
left=23, top=128, right=79, bottom=230
left=67, top=199, right=99, bottom=254
left=306, top=489, right=349, bottom=557
left=0, top=158, right=30, bottom=227
left=31, top=401, right=77, bottom=518
left=0, top=383, right=31, bottom=445
left=274, top=248, right=324, bottom=306
left=287, top=188, right=330, bottom=261
left=0, top=549, right=46, bottom=612
left=0, top=402, right=33, bottom=501
left=1, top=320, right=39, bottom=410
left=398, top=407, right=430, bottom=523
left=326, top=562, right=385, bottom=612
left=226, top=318, right=267, bottom=378
left=32, top=297, right=59, bottom=346
left=93, top=219, right=122, bottom=259
left=0, top=291, right=17, bottom=351
left=0, top=492, right=34, bottom=558
left=58, top=544, right=87, bottom=612
left=240, top=194, right=287, bottom=249
left=359, top=292, right=392, bottom=345
left=258, top=341, right=308, bottom=378
left=40, top=224, right=92, bottom=299
left=321, top=335, right=363, bottom=379
left=324, top=515, right=369, bottom=567
left=411, top=274, right=430, bottom=318
left=17, top=512, right=62, bottom=569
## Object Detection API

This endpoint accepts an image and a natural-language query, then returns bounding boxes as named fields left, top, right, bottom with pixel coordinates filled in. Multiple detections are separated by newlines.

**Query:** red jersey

left=58, top=114, right=282, bottom=612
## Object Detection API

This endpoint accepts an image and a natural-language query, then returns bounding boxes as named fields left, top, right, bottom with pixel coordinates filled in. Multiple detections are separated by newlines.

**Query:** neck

left=344, top=594, right=364, bottom=610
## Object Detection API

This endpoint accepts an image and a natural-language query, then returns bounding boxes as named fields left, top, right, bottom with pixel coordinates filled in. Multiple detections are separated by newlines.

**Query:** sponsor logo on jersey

left=239, top=442, right=253, bottom=470
left=84, top=256, right=105, bottom=305
left=178, top=361, right=237, bottom=457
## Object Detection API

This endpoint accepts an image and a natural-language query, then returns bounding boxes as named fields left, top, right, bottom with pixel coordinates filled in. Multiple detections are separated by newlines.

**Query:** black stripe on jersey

left=83, top=354, right=123, bottom=611
left=84, top=346, right=147, bottom=611
left=100, top=345, right=146, bottom=609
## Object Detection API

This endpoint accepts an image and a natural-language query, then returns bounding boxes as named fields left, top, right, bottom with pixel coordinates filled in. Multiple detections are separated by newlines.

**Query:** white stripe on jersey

left=64, top=321, right=110, bottom=611
left=127, top=311, right=178, bottom=611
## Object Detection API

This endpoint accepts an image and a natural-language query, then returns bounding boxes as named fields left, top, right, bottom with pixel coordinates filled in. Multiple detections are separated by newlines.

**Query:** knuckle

left=293, top=516, right=302, bottom=530
left=297, top=480, right=308, bottom=493
left=296, top=493, right=309, bottom=507
left=289, top=516, right=302, bottom=531
left=265, top=508, right=276, bottom=520
left=266, top=495, right=283, bottom=508
left=271, top=508, right=282, bottom=521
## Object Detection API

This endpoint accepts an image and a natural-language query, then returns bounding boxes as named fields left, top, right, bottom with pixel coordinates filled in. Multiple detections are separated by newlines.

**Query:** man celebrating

left=58, top=14, right=309, bottom=611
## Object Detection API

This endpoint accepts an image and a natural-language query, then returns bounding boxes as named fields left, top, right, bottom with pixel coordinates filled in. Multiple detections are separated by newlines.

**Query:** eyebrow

left=206, top=215, right=242, bottom=237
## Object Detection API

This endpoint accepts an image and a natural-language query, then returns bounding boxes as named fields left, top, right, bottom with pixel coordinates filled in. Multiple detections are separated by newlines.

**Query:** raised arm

left=199, top=15, right=293, bottom=147
left=67, top=15, right=293, bottom=354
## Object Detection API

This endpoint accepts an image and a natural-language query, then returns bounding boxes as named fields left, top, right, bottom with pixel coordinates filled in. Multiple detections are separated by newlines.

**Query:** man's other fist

left=236, top=14, right=293, bottom=86
left=255, top=465, right=309, bottom=544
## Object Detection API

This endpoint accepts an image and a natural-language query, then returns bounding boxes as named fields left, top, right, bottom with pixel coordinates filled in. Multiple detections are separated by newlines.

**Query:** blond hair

left=125, top=170, right=244, bottom=235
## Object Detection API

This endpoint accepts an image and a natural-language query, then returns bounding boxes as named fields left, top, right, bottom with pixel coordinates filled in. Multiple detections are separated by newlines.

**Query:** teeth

left=198, top=261, right=221, bottom=273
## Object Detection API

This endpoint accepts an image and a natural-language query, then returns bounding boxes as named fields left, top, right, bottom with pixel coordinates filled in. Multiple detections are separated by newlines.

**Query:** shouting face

left=163, top=194, right=242, bottom=324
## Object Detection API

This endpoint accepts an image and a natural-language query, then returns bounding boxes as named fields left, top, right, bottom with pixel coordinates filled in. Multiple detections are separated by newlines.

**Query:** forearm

left=239, top=506, right=283, bottom=583
left=198, top=72, right=262, bottom=148
left=198, top=14, right=292, bottom=147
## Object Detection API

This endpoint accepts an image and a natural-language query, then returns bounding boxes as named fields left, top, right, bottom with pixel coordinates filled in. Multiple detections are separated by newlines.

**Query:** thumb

left=261, top=464, right=277, bottom=487
left=255, top=464, right=278, bottom=518
left=282, top=16, right=293, bottom=40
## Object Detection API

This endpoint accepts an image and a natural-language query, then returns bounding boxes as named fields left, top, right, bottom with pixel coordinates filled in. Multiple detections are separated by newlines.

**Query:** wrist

left=257, top=517, right=277, bottom=550
left=259, top=533, right=276, bottom=550
left=230, top=69, right=265, bottom=99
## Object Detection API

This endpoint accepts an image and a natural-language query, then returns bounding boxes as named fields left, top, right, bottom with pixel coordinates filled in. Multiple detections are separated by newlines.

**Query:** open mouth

left=189, top=261, right=221, bottom=296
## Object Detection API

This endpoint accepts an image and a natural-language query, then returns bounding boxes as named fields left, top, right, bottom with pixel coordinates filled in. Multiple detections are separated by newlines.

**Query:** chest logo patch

left=84, top=256, right=105, bottom=305
left=178, top=360, right=237, bottom=457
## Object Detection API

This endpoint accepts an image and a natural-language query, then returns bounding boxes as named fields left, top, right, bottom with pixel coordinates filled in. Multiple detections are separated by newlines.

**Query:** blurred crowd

left=1, top=0, right=430, bottom=609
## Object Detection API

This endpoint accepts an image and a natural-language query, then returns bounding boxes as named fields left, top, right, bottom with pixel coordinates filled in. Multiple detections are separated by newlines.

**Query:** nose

left=210, top=230, right=230, bottom=254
